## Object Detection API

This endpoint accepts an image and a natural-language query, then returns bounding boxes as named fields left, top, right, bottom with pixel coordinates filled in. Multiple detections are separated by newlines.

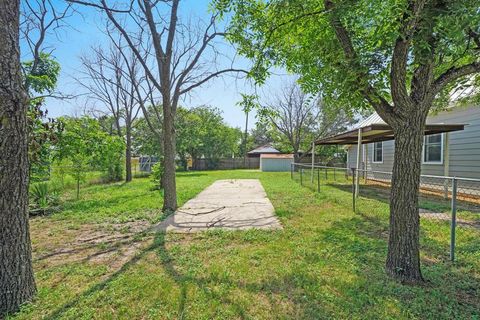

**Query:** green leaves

left=176, top=106, right=243, bottom=166
left=22, top=52, right=60, bottom=95
left=236, top=93, right=260, bottom=113
left=54, top=117, right=125, bottom=182
left=220, top=0, right=480, bottom=112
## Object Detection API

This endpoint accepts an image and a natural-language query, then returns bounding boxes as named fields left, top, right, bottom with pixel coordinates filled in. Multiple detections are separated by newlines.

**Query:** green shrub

left=151, top=162, right=164, bottom=190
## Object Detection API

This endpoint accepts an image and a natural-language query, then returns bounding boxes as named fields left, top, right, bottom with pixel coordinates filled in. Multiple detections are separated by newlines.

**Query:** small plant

left=29, top=182, right=60, bottom=214
left=151, top=162, right=164, bottom=190
left=30, top=182, right=50, bottom=208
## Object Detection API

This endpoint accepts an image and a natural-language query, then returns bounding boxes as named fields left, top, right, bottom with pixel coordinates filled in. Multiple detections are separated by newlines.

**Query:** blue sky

left=27, top=0, right=291, bottom=129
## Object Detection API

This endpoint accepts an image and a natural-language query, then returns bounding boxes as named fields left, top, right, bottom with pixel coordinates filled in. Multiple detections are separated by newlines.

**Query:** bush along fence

left=291, top=163, right=480, bottom=262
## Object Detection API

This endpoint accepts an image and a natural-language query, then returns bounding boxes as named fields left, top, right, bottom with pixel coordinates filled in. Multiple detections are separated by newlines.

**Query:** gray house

left=345, top=105, right=479, bottom=179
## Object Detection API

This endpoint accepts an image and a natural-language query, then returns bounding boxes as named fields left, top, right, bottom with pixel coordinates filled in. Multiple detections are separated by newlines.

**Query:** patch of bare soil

left=32, top=219, right=153, bottom=271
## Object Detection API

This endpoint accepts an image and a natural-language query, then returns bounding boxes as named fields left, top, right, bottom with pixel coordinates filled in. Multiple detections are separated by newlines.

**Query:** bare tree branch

left=21, top=0, right=75, bottom=99
left=66, top=0, right=134, bottom=13
left=69, top=0, right=250, bottom=210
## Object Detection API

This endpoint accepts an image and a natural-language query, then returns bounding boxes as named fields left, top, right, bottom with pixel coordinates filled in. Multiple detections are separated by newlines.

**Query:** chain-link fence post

left=311, top=164, right=314, bottom=184
left=291, top=163, right=294, bottom=180
left=450, top=177, right=458, bottom=262
left=351, top=168, right=356, bottom=213
left=317, top=168, right=320, bottom=192
left=300, top=168, right=303, bottom=186
left=333, top=167, right=336, bottom=181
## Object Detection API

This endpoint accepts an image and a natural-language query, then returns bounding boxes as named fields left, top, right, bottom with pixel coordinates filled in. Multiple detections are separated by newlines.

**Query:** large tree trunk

left=293, top=146, right=300, bottom=164
left=125, top=124, right=132, bottom=183
left=0, top=0, right=37, bottom=315
left=293, top=153, right=300, bottom=164
left=386, top=114, right=427, bottom=283
left=162, top=102, right=177, bottom=212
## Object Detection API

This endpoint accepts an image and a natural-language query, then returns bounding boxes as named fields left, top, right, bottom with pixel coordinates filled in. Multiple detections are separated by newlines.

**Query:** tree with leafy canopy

left=54, top=117, right=125, bottom=198
left=176, top=107, right=202, bottom=170
left=249, top=121, right=274, bottom=148
left=134, top=105, right=242, bottom=170
left=176, top=106, right=243, bottom=169
left=218, top=0, right=480, bottom=283
left=192, top=106, right=242, bottom=167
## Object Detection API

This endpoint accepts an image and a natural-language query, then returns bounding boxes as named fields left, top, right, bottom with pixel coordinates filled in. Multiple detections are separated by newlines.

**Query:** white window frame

left=422, top=133, right=444, bottom=165
left=372, top=141, right=383, bottom=163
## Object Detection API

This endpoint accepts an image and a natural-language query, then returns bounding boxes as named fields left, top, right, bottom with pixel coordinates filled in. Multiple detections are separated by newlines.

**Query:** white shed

left=260, top=154, right=294, bottom=172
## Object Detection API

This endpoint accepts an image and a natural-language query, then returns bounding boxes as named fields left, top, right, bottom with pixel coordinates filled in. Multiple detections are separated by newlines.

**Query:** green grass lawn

left=10, top=170, right=480, bottom=319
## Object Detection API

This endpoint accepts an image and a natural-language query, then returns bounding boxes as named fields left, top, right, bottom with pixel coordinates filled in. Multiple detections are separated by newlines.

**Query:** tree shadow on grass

left=152, top=213, right=478, bottom=318
left=43, top=212, right=479, bottom=319
left=151, top=217, right=480, bottom=318
left=44, top=239, right=159, bottom=319
left=43, top=231, right=255, bottom=319
left=313, top=214, right=480, bottom=317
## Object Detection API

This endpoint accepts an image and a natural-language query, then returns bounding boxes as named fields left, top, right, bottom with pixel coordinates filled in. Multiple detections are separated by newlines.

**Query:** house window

left=423, top=133, right=443, bottom=164
left=373, top=142, right=383, bottom=163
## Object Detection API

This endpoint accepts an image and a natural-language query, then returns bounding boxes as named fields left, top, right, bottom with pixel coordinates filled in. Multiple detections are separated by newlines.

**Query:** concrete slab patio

left=155, top=179, right=282, bottom=233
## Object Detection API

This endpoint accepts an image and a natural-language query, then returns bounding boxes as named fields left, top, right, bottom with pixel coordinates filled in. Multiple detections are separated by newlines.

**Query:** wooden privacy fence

left=192, top=158, right=260, bottom=170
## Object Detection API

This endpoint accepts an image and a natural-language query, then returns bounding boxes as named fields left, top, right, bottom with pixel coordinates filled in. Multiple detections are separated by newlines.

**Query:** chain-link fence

left=291, top=163, right=480, bottom=262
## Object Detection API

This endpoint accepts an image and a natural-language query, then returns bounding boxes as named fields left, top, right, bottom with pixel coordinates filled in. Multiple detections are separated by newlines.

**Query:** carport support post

left=450, top=177, right=458, bottom=262
left=355, top=128, right=362, bottom=197
left=352, top=168, right=356, bottom=212
left=364, top=144, right=368, bottom=183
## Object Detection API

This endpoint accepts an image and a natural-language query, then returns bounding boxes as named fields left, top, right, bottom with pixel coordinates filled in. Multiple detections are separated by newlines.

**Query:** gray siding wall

left=260, top=158, right=293, bottom=172
left=346, top=105, right=480, bottom=179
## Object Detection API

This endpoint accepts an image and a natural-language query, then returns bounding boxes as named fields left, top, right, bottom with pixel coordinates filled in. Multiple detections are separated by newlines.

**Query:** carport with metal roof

left=314, top=113, right=466, bottom=196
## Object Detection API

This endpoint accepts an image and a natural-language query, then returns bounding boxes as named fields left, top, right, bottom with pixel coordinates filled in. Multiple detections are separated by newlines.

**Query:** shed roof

left=260, top=153, right=294, bottom=159
left=315, top=113, right=465, bottom=145
left=248, top=144, right=281, bottom=154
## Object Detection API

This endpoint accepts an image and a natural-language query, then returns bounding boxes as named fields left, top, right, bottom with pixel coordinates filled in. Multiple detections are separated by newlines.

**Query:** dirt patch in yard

left=31, top=219, right=153, bottom=271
